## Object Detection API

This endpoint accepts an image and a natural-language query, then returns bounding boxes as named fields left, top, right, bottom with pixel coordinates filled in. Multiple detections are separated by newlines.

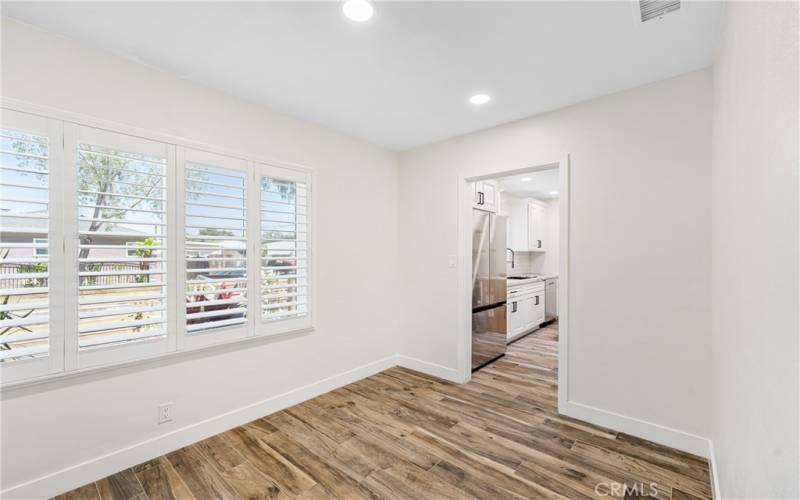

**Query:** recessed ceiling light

left=469, top=94, right=491, bottom=105
left=549, top=191, right=559, bottom=195
left=343, top=0, right=374, bottom=22
left=520, top=177, right=532, bottom=182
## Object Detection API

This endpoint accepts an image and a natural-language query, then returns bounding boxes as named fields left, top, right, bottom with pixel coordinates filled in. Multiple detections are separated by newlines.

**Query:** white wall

left=710, top=2, right=799, bottom=498
left=0, top=19, right=401, bottom=496
left=399, top=69, right=713, bottom=449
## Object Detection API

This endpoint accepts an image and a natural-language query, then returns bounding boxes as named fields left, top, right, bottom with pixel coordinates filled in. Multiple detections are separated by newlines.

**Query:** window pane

left=185, top=163, right=247, bottom=333
left=77, top=143, right=167, bottom=349
left=0, top=129, right=50, bottom=361
left=260, top=177, right=308, bottom=321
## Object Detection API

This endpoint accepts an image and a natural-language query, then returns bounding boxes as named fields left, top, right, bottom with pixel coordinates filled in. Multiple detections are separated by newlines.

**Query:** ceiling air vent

left=639, top=0, right=680, bottom=22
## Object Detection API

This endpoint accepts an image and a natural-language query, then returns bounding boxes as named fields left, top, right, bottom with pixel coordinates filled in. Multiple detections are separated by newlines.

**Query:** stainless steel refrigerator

left=471, top=209, right=507, bottom=371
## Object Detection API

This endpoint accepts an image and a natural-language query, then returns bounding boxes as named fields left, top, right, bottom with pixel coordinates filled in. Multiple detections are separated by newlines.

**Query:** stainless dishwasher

left=544, top=278, right=558, bottom=323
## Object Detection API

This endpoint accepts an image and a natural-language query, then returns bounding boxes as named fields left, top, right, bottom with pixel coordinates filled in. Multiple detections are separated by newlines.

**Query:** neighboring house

left=0, top=216, right=154, bottom=261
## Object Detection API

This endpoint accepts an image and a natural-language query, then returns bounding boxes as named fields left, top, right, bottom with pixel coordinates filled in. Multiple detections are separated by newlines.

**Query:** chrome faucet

left=506, top=247, right=515, bottom=268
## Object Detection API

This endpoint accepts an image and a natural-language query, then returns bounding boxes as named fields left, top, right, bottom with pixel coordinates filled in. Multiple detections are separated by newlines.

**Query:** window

left=183, top=153, right=248, bottom=337
left=68, top=124, right=173, bottom=369
left=0, top=128, right=51, bottom=362
left=1, top=107, right=314, bottom=384
left=258, top=164, right=312, bottom=333
left=124, top=241, right=140, bottom=257
left=33, top=237, right=49, bottom=258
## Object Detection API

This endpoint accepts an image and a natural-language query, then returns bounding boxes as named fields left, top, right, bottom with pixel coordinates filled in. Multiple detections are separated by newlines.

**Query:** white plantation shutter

left=66, top=124, right=174, bottom=368
left=258, top=164, right=312, bottom=332
left=0, top=109, right=64, bottom=382
left=183, top=153, right=248, bottom=336
left=1, top=107, right=317, bottom=384
left=0, top=129, right=51, bottom=360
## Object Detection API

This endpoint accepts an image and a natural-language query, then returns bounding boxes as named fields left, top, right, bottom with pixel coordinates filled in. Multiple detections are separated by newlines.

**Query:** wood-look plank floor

left=56, top=323, right=712, bottom=499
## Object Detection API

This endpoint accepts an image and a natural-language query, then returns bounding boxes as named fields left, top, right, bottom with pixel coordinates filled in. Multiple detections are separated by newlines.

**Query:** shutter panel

left=0, top=128, right=51, bottom=361
left=260, top=172, right=309, bottom=323
left=76, top=141, right=168, bottom=349
left=184, top=162, right=247, bottom=333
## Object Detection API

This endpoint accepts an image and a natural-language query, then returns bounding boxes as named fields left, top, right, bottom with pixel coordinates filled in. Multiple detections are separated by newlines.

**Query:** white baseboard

left=707, top=439, right=721, bottom=500
left=2, top=355, right=398, bottom=500
left=395, top=355, right=462, bottom=383
left=562, top=400, right=711, bottom=458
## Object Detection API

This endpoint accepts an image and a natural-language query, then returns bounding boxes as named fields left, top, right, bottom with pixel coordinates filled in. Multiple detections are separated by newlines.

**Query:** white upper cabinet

left=472, top=180, right=498, bottom=213
left=505, top=195, right=548, bottom=252
left=528, top=201, right=546, bottom=250
left=507, top=196, right=527, bottom=251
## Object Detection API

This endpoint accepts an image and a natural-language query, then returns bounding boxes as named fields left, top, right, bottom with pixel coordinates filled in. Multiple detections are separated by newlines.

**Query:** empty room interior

left=0, top=1, right=798, bottom=499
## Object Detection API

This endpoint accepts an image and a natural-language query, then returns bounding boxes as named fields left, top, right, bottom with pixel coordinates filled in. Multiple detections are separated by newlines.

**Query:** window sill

left=0, top=326, right=314, bottom=393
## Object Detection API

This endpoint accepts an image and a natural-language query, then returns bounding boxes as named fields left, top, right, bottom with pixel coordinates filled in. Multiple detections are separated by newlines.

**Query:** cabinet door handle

left=535, top=296, right=540, bottom=306
left=480, top=192, right=485, bottom=205
left=512, top=301, right=517, bottom=312
left=537, top=239, right=542, bottom=248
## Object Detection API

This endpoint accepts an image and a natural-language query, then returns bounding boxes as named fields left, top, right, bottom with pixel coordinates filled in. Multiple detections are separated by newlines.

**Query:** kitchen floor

left=56, top=323, right=712, bottom=500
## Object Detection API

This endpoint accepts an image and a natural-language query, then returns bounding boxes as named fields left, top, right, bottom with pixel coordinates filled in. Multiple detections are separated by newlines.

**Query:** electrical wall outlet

left=158, top=402, right=173, bottom=424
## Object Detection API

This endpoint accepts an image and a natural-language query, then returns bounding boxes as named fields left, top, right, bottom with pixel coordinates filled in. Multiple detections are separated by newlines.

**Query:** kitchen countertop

left=506, top=274, right=558, bottom=287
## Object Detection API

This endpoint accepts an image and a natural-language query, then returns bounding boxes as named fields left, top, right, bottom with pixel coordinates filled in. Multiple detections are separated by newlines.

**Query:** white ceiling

left=497, top=168, right=560, bottom=200
left=3, top=1, right=722, bottom=151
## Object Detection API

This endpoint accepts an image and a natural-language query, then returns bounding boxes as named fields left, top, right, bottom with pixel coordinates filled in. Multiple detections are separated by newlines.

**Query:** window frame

left=0, top=103, right=316, bottom=387
left=0, top=109, right=65, bottom=383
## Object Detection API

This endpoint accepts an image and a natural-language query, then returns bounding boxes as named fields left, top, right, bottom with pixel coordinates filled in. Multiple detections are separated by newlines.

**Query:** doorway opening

left=457, top=156, right=569, bottom=412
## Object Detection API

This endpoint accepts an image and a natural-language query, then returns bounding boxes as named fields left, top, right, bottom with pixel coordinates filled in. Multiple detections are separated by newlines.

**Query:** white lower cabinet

left=507, top=294, right=525, bottom=338
left=507, top=282, right=546, bottom=341
left=532, top=291, right=545, bottom=326
left=521, top=296, right=537, bottom=331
